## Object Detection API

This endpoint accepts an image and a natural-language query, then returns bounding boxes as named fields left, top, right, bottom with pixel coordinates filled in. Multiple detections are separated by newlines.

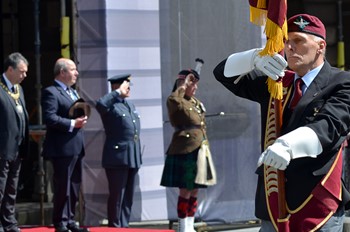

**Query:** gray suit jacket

left=0, top=77, right=29, bottom=160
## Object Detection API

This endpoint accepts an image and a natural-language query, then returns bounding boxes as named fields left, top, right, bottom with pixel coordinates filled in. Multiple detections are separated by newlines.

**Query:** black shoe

left=5, top=227, right=21, bottom=232
left=67, top=224, right=89, bottom=232
left=54, top=225, right=71, bottom=232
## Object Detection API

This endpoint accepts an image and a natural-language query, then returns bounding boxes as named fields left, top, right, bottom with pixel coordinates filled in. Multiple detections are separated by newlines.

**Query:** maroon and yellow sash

left=263, top=72, right=342, bottom=231
left=264, top=148, right=342, bottom=232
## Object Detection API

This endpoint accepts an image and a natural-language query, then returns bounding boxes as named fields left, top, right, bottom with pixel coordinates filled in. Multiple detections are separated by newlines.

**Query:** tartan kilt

left=160, top=147, right=207, bottom=190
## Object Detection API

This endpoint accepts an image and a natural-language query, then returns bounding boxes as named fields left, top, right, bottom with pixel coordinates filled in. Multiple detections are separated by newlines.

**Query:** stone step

left=16, top=202, right=53, bottom=226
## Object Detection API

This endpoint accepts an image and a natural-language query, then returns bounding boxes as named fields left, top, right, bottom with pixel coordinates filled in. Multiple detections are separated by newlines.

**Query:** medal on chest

left=16, top=104, right=23, bottom=114
left=0, top=82, right=23, bottom=113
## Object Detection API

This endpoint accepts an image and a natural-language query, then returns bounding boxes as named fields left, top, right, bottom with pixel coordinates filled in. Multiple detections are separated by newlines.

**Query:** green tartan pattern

left=160, top=148, right=207, bottom=190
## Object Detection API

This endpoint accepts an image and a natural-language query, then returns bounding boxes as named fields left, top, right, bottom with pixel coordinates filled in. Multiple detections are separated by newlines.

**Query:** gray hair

left=4, top=52, right=29, bottom=71
left=312, top=35, right=327, bottom=56
left=53, top=59, right=69, bottom=76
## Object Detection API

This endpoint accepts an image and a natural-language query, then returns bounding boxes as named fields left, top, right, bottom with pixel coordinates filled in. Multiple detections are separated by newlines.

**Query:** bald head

left=54, top=58, right=79, bottom=87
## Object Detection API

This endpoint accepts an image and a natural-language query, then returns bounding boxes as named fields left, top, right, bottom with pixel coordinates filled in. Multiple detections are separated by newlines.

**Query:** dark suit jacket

left=96, top=91, right=142, bottom=168
left=0, top=77, right=29, bottom=160
left=214, top=60, right=350, bottom=219
left=41, top=81, right=85, bottom=158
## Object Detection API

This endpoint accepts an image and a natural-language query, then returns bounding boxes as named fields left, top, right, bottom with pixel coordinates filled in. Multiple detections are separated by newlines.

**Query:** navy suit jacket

left=0, top=77, right=29, bottom=160
left=41, top=81, right=85, bottom=158
left=96, top=91, right=142, bottom=168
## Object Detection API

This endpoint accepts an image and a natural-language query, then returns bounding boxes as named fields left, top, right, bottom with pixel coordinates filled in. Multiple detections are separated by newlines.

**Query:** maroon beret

left=287, top=14, right=326, bottom=40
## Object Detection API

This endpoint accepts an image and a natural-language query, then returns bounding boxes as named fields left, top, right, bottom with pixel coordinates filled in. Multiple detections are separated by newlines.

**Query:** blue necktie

left=67, top=87, right=77, bottom=101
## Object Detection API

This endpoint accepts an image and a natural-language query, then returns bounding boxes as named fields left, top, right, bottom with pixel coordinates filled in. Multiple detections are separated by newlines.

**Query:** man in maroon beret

left=214, top=13, right=350, bottom=232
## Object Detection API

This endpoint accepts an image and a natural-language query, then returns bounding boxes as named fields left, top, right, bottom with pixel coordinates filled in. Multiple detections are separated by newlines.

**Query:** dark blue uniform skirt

left=160, top=147, right=207, bottom=190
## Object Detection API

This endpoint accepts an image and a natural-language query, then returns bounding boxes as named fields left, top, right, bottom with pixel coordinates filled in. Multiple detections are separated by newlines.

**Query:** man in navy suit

left=0, top=52, right=29, bottom=232
left=96, top=74, right=142, bottom=228
left=41, top=58, right=89, bottom=232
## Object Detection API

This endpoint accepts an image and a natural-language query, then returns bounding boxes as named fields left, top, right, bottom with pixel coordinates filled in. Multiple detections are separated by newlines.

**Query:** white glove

left=224, top=48, right=287, bottom=80
left=258, top=127, right=323, bottom=170
left=258, top=140, right=291, bottom=170
left=254, top=53, right=288, bottom=80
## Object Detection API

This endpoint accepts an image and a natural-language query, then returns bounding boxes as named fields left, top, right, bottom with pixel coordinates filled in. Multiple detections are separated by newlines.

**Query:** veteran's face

left=285, top=32, right=326, bottom=76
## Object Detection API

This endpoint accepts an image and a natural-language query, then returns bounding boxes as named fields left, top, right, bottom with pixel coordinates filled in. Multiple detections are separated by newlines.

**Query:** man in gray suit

left=96, top=74, right=142, bottom=228
left=0, top=52, right=29, bottom=232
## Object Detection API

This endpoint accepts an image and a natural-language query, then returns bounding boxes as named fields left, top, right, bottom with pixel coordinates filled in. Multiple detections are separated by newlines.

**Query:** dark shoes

left=54, top=225, right=71, bottom=232
left=67, top=224, right=90, bottom=232
left=55, top=224, right=89, bottom=232
left=3, top=227, right=20, bottom=232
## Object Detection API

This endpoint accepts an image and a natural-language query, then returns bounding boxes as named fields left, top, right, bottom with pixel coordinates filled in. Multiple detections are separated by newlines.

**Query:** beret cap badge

left=287, top=14, right=326, bottom=40
left=294, top=16, right=310, bottom=30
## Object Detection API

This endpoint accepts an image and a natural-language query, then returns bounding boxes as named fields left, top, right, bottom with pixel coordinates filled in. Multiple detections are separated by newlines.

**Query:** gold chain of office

left=0, top=82, right=20, bottom=104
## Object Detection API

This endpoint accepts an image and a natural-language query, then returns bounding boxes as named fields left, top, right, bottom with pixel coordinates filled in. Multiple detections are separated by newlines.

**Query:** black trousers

left=105, top=167, right=139, bottom=228
left=0, top=155, right=21, bottom=232
left=51, top=155, right=82, bottom=227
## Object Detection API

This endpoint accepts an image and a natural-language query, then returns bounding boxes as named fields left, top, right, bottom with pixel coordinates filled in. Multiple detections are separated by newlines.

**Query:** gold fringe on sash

left=249, top=5, right=267, bottom=25
left=260, top=19, right=288, bottom=57
left=267, top=78, right=283, bottom=100
left=249, top=4, right=288, bottom=100
left=257, top=0, right=267, bottom=8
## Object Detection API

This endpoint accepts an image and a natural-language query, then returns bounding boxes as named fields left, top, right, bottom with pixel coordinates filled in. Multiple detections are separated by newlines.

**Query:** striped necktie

left=67, top=87, right=77, bottom=101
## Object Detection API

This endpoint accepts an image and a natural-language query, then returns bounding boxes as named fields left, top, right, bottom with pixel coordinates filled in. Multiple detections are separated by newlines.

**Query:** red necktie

left=290, top=78, right=304, bottom=110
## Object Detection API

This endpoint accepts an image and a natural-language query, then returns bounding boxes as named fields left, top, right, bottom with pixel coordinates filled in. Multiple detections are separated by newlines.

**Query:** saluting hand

left=183, top=74, right=197, bottom=88
left=119, top=80, right=130, bottom=97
